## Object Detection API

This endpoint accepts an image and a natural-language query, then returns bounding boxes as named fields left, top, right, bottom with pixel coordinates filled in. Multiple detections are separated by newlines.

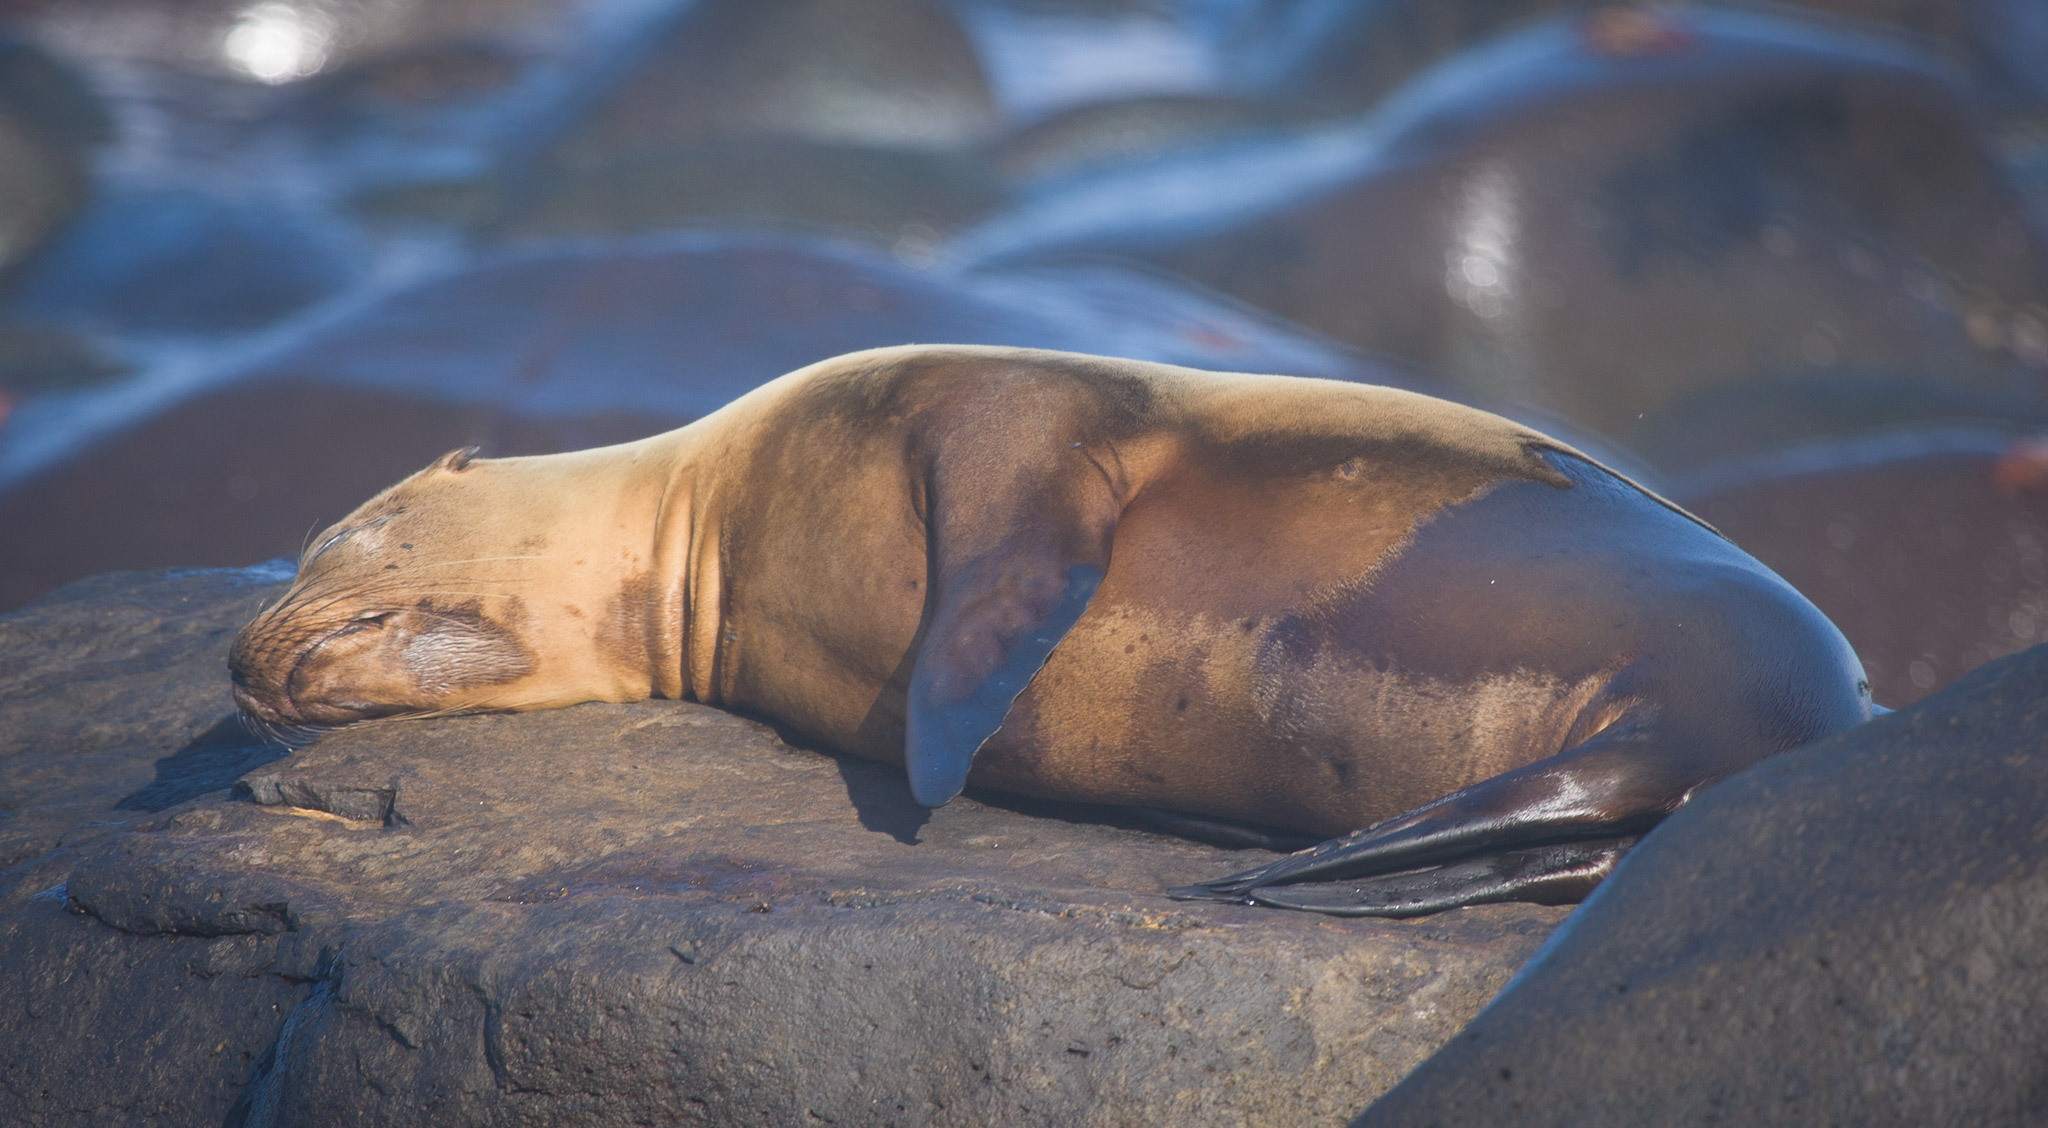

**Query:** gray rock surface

left=0, top=566, right=1567, bottom=1126
left=1353, top=639, right=2048, bottom=1128
left=0, top=563, right=294, bottom=874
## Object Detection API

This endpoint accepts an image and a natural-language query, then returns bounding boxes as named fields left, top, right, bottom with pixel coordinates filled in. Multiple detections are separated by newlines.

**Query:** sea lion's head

left=229, top=444, right=680, bottom=735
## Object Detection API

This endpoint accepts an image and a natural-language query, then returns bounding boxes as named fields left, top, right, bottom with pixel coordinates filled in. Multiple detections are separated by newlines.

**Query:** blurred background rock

left=0, top=0, right=2043, bottom=708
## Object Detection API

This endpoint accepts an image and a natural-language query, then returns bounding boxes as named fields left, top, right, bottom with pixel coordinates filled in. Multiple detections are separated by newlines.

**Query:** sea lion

left=228, top=345, right=1874, bottom=916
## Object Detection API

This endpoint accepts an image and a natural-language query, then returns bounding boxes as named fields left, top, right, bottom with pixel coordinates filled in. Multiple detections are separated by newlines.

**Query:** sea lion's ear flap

left=904, top=444, right=1120, bottom=808
left=429, top=446, right=481, bottom=473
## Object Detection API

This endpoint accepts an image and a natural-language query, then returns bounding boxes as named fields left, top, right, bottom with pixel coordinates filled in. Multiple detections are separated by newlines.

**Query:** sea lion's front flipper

left=904, top=423, right=1122, bottom=808
left=1171, top=729, right=1707, bottom=915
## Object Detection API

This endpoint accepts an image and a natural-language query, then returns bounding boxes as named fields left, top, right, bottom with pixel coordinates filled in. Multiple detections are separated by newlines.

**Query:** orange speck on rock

left=1583, top=8, right=1695, bottom=56
left=1993, top=435, right=2048, bottom=497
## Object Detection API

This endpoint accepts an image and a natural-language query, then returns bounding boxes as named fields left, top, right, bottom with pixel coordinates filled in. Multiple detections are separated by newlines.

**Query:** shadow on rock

left=114, top=715, right=289, bottom=813
left=832, top=753, right=933, bottom=845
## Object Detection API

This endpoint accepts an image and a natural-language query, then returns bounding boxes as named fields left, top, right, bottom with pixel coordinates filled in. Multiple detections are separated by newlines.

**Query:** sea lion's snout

left=230, top=596, right=538, bottom=731
left=228, top=619, right=307, bottom=726
left=228, top=602, right=426, bottom=728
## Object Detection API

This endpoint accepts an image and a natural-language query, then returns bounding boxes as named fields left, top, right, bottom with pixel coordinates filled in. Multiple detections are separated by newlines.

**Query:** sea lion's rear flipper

left=1234, top=838, right=1636, bottom=917
left=903, top=422, right=1122, bottom=808
left=1170, top=729, right=1707, bottom=915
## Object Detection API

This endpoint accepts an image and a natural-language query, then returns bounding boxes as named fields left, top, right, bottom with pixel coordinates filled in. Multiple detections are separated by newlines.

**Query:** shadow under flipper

left=830, top=753, right=934, bottom=845
left=1128, top=807, right=1319, bottom=852
left=115, top=714, right=291, bottom=812
left=959, top=788, right=1318, bottom=854
left=821, top=739, right=1319, bottom=852
left=1174, top=837, right=1637, bottom=919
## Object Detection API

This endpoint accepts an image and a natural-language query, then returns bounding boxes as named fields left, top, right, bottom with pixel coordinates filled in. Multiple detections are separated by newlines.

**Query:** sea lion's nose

left=230, top=679, right=281, bottom=725
left=226, top=635, right=272, bottom=700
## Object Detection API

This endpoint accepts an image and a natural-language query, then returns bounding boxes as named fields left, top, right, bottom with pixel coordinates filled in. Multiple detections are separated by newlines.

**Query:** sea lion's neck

left=632, top=423, right=723, bottom=705
left=478, top=426, right=713, bottom=710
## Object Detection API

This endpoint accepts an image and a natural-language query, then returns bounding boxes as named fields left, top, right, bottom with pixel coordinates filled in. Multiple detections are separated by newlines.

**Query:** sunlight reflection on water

left=222, top=1, right=336, bottom=84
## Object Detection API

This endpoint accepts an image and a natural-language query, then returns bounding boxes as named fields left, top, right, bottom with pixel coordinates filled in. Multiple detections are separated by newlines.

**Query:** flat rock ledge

left=0, top=567, right=1564, bottom=1127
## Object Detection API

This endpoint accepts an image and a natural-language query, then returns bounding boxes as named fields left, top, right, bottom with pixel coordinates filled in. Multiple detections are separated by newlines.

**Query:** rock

left=0, top=323, right=125, bottom=398
left=1964, top=0, right=2048, bottom=116
left=0, top=232, right=1399, bottom=612
left=4, top=185, right=365, bottom=334
left=1246, top=0, right=2048, bottom=120
left=994, top=94, right=1294, bottom=185
left=0, top=35, right=109, bottom=278
left=1353, top=639, right=2048, bottom=1128
left=0, top=563, right=292, bottom=875
left=0, top=903, right=319, bottom=1126
left=548, top=0, right=997, bottom=154
left=496, top=138, right=1002, bottom=244
left=1674, top=427, right=2048, bottom=705
left=1619, top=372, right=2048, bottom=475
left=957, top=7, right=2048, bottom=470
left=495, top=0, right=1002, bottom=240
left=0, top=565, right=1566, bottom=1126
left=1227, top=0, right=1584, bottom=115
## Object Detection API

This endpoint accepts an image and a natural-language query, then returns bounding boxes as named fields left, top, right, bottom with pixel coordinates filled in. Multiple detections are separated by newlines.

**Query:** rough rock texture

left=1354, top=640, right=2048, bottom=1128
left=0, top=563, right=294, bottom=873
left=0, top=566, right=1566, bottom=1127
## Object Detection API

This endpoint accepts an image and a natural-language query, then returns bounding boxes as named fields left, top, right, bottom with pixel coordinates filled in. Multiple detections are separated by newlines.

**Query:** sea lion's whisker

left=274, top=576, right=521, bottom=621
left=234, top=709, right=321, bottom=749
left=282, top=576, right=437, bottom=619
left=387, top=590, right=524, bottom=600
left=246, top=590, right=286, bottom=619
left=275, top=723, right=327, bottom=749
left=398, top=556, right=552, bottom=570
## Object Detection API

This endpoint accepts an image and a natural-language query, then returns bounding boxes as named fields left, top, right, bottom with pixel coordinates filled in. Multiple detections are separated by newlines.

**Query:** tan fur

left=233, top=346, right=1824, bottom=837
